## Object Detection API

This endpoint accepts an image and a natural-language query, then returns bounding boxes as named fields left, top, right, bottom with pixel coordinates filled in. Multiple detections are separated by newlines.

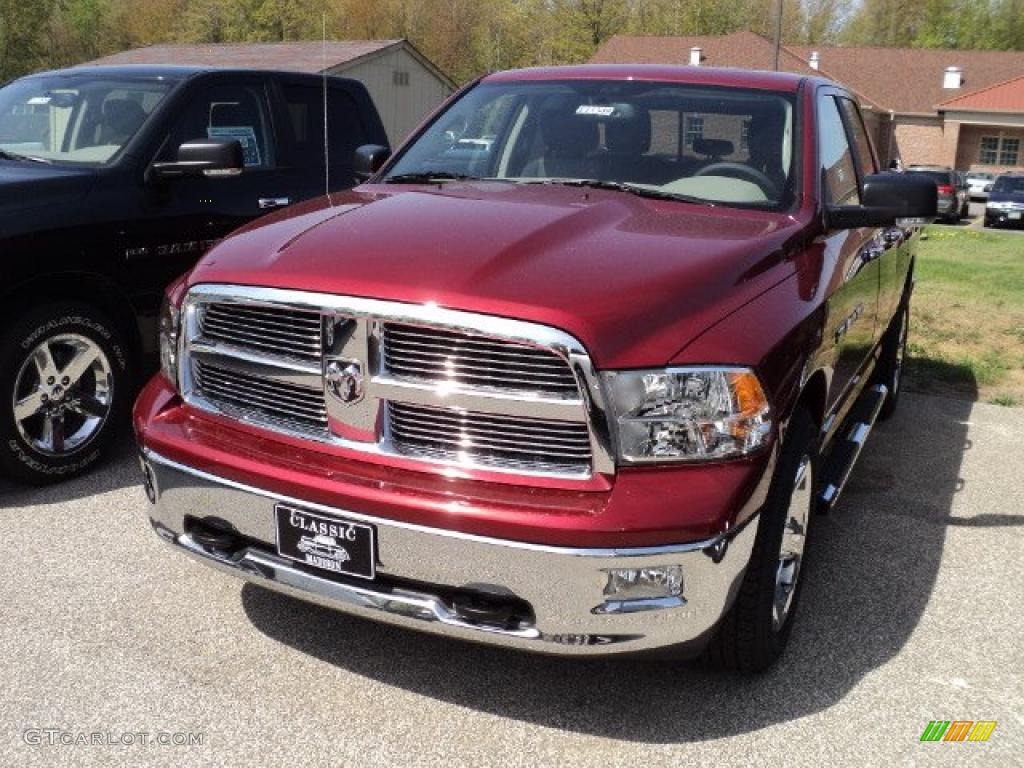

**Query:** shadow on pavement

left=0, top=424, right=138, bottom=509
left=236, top=371, right=972, bottom=741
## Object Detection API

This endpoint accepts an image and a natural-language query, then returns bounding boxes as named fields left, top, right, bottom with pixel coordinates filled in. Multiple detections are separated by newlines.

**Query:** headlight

left=158, top=293, right=181, bottom=389
left=603, top=367, right=772, bottom=463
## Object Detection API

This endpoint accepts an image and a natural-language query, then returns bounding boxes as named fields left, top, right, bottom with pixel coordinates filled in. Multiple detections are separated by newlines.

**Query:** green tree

left=0, top=0, right=52, bottom=79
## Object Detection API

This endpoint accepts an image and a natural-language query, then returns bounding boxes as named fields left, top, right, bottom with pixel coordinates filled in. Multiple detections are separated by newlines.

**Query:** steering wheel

left=693, top=162, right=778, bottom=198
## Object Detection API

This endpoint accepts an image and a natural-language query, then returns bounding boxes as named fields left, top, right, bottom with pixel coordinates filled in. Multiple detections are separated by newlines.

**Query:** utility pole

left=773, top=0, right=784, bottom=70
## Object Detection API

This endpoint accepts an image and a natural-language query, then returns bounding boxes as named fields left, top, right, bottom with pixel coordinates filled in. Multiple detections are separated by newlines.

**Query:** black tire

left=875, top=300, right=909, bottom=421
left=0, top=302, right=130, bottom=484
left=704, top=408, right=818, bottom=673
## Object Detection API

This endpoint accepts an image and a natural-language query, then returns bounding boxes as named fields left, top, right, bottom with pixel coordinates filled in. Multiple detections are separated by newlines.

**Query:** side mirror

left=354, top=144, right=391, bottom=182
left=827, top=172, right=938, bottom=229
left=149, top=139, right=244, bottom=182
left=984, top=183, right=993, bottom=192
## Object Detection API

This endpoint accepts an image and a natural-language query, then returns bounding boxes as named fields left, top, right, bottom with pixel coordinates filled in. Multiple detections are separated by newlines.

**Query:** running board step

left=818, top=383, right=888, bottom=514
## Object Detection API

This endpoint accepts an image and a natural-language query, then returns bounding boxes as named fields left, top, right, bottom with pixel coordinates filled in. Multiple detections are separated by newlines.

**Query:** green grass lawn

left=908, top=227, right=1024, bottom=405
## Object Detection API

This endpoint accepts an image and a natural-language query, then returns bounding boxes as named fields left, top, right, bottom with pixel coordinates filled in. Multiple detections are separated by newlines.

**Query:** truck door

left=122, top=76, right=291, bottom=328
left=271, top=78, right=374, bottom=201
left=837, top=96, right=912, bottom=327
left=817, top=92, right=882, bottom=423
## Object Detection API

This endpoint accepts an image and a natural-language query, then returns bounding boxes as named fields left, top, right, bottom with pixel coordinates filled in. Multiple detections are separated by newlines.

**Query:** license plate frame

left=275, top=503, right=376, bottom=580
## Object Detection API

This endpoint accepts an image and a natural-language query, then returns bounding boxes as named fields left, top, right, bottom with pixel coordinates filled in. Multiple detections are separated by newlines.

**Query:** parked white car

left=967, top=171, right=996, bottom=200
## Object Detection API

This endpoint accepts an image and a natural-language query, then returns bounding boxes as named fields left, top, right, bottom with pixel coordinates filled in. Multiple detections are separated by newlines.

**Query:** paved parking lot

left=1, top=392, right=1021, bottom=767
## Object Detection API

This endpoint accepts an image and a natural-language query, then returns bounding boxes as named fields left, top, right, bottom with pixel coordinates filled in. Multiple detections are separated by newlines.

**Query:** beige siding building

left=81, top=39, right=456, bottom=147
left=329, top=42, right=454, bottom=147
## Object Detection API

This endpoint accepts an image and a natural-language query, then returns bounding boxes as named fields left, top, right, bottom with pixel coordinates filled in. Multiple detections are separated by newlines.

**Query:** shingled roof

left=592, top=33, right=1024, bottom=116
left=787, top=44, right=1024, bottom=115
left=937, top=73, right=1024, bottom=113
left=79, top=40, right=403, bottom=74
left=591, top=31, right=819, bottom=76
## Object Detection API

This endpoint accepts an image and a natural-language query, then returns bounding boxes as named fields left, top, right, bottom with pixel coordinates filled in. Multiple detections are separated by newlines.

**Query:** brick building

left=591, top=32, right=1024, bottom=173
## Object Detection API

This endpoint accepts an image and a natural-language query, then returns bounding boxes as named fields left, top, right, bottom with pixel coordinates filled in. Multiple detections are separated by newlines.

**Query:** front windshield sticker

left=25, top=96, right=51, bottom=105
left=575, top=105, right=615, bottom=116
left=207, top=125, right=261, bottom=167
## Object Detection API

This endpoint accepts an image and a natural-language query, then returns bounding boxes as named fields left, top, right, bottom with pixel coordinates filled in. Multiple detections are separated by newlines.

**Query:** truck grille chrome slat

left=382, top=324, right=579, bottom=397
left=201, top=303, right=323, bottom=360
left=194, top=360, right=328, bottom=430
left=181, top=287, right=614, bottom=480
left=390, top=403, right=592, bottom=473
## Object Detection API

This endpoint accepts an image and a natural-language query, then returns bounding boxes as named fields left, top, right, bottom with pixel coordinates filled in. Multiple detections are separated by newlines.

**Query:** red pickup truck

left=134, top=65, right=935, bottom=672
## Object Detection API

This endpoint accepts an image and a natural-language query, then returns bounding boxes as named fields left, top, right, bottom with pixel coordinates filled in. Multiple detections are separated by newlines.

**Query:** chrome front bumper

left=141, top=449, right=756, bottom=656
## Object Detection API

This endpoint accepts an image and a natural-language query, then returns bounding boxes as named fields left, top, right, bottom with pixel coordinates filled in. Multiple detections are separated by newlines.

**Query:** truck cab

left=0, top=65, right=387, bottom=482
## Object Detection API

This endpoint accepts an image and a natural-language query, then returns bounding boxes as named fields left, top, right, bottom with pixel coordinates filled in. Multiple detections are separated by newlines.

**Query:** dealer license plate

left=275, top=503, right=376, bottom=580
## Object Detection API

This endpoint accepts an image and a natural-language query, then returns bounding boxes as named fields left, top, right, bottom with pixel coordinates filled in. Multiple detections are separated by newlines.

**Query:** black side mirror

left=354, top=144, right=391, bottom=182
left=827, top=172, right=938, bottom=229
left=148, top=139, right=244, bottom=182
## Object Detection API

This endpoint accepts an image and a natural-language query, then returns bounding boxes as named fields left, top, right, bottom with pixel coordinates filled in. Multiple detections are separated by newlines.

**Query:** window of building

left=684, top=115, right=704, bottom=148
left=740, top=119, right=751, bottom=150
left=980, top=135, right=1019, bottom=166
left=648, top=110, right=680, bottom=154
left=393, top=70, right=410, bottom=87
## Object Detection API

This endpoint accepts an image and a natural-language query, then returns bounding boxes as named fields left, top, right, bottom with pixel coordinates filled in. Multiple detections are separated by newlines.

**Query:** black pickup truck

left=0, top=65, right=387, bottom=483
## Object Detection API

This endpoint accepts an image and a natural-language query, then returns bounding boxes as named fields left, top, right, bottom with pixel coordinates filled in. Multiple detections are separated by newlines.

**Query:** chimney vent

left=690, top=47, right=703, bottom=66
left=809, top=51, right=820, bottom=70
left=943, top=66, right=963, bottom=89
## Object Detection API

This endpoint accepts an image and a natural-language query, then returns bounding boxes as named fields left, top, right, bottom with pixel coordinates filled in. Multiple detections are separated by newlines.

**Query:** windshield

left=0, top=74, right=175, bottom=166
left=385, top=80, right=797, bottom=209
left=992, top=176, right=1024, bottom=194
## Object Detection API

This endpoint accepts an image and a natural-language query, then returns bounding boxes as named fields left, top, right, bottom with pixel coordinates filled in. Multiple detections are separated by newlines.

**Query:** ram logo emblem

left=326, top=360, right=364, bottom=405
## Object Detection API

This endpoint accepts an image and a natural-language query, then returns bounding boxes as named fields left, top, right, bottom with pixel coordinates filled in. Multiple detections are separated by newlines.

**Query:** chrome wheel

left=12, top=334, right=113, bottom=456
left=772, top=454, right=812, bottom=631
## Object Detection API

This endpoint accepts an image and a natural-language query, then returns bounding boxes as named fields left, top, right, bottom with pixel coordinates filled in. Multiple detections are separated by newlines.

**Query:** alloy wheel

left=772, top=454, right=812, bottom=632
left=12, top=333, right=114, bottom=456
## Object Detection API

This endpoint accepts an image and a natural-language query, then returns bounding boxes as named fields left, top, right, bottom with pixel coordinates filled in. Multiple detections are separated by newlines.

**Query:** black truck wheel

left=0, top=303, right=130, bottom=484
left=704, top=407, right=817, bottom=673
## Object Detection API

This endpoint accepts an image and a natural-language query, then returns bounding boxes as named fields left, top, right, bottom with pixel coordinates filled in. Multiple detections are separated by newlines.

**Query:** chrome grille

left=193, top=360, right=327, bottom=432
left=180, top=286, right=613, bottom=480
left=389, top=402, right=592, bottom=474
left=382, top=323, right=578, bottom=397
left=201, top=303, right=322, bottom=360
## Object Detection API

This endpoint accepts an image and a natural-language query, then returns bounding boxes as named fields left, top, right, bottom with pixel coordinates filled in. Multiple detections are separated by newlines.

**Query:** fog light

left=603, top=565, right=683, bottom=600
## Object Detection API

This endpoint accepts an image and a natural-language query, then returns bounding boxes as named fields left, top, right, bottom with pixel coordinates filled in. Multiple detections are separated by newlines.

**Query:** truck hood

left=189, top=182, right=807, bottom=369
left=0, top=161, right=96, bottom=211
left=988, top=188, right=1024, bottom=205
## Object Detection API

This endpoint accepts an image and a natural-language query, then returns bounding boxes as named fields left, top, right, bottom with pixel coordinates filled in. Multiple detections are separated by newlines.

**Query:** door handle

left=258, top=197, right=290, bottom=210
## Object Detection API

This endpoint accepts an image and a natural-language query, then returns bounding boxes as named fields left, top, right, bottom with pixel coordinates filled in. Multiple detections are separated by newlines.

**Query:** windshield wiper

left=383, top=171, right=483, bottom=184
left=0, top=148, right=51, bottom=164
left=522, top=178, right=716, bottom=206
